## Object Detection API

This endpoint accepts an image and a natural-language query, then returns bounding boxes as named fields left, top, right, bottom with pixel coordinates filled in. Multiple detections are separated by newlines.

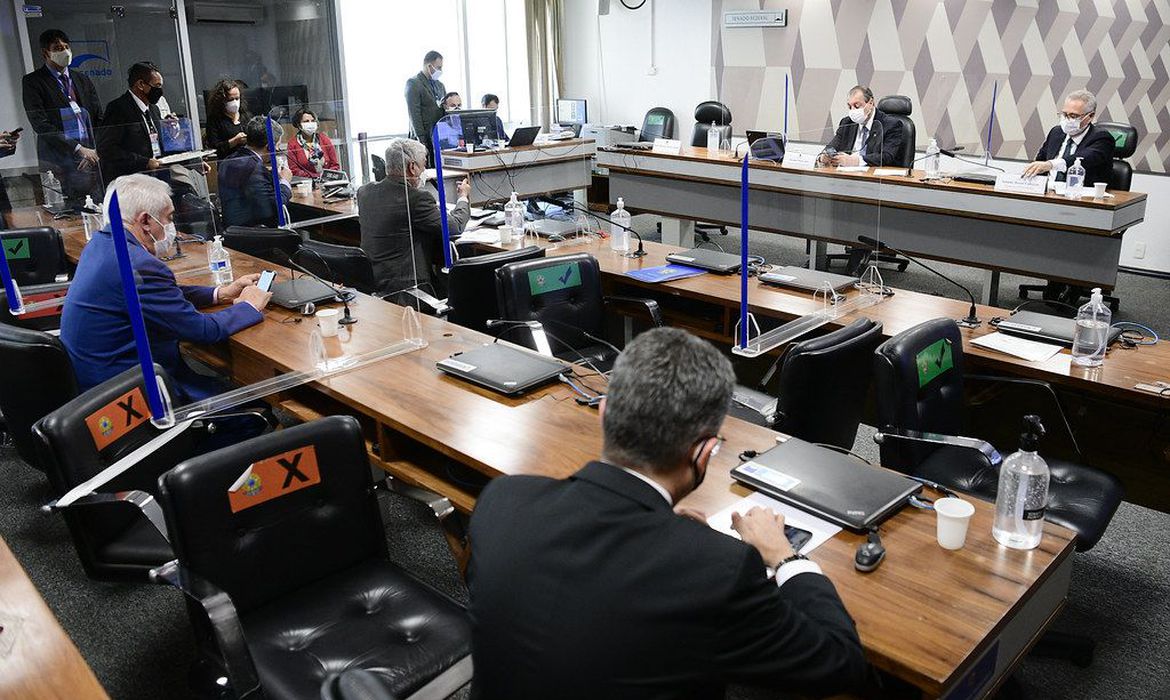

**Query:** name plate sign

left=652, top=138, right=682, bottom=155
left=994, top=174, right=1047, bottom=196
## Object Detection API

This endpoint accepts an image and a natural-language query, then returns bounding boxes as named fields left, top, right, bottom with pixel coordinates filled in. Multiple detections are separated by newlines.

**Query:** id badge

left=68, top=99, right=82, bottom=115
left=150, top=131, right=162, bottom=157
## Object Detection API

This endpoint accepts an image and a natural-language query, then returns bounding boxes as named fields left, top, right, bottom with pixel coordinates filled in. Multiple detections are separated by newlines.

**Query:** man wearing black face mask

left=97, top=62, right=170, bottom=183
left=467, top=327, right=866, bottom=700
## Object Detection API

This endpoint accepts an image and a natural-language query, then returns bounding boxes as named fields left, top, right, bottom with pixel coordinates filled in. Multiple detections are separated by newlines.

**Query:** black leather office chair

left=872, top=319, right=1123, bottom=550
left=153, top=416, right=472, bottom=699
left=1018, top=122, right=1137, bottom=312
left=638, top=107, right=676, bottom=142
left=371, top=154, right=387, bottom=183
left=729, top=319, right=884, bottom=450
left=0, top=323, right=78, bottom=471
left=688, top=102, right=734, bottom=243
left=495, top=253, right=662, bottom=370
left=447, top=245, right=545, bottom=334
left=0, top=280, right=69, bottom=332
left=1, top=226, right=69, bottom=285
left=297, top=239, right=376, bottom=294
left=221, top=225, right=303, bottom=265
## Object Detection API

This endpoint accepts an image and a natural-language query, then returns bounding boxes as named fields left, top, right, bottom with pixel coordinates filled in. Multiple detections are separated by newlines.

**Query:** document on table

left=624, top=264, right=706, bottom=283
left=455, top=228, right=503, bottom=244
left=971, top=332, right=1064, bottom=363
left=835, top=165, right=869, bottom=173
left=873, top=168, right=909, bottom=177
left=707, top=491, right=841, bottom=555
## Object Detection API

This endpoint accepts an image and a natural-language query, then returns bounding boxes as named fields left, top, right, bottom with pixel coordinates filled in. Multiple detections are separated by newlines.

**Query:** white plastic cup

left=1093, top=182, right=1107, bottom=198
left=498, top=223, right=513, bottom=245
left=296, top=181, right=312, bottom=196
left=316, top=308, right=340, bottom=337
left=935, top=497, right=975, bottom=550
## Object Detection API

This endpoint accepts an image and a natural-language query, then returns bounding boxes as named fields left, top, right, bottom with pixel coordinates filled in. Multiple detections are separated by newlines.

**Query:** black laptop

left=507, top=126, right=541, bottom=148
left=730, top=437, right=922, bottom=531
left=996, top=310, right=1123, bottom=348
left=664, top=248, right=742, bottom=274
left=437, top=343, right=566, bottom=396
left=270, top=277, right=340, bottom=310
left=760, top=266, right=857, bottom=293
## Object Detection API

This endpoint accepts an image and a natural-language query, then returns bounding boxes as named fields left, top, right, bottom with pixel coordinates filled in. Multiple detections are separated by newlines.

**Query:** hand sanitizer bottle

left=1065, top=157, right=1085, bottom=199
left=610, top=198, right=631, bottom=253
left=207, top=235, right=234, bottom=285
left=504, top=192, right=525, bottom=243
left=1071, top=287, right=1111, bottom=367
left=707, top=122, right=720, bottom=153
left=925, top=138, right=941, bottom=178
left=82, top=195, right=101, bottom=241
left=993, top=415, right=1050, bottom=550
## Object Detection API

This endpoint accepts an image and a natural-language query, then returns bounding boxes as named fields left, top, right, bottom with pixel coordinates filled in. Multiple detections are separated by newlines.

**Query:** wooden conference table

left=595, top=146, right=1148, bottom=306
left=44, top=217, right=1076, bottom=699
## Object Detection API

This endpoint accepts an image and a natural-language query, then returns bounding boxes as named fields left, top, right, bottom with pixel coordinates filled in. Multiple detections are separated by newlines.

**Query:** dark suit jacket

left=357, top=178, right=469, bottom=298
left=204, top=115, right=248, bottom=159
left=467, top=462, right=868, bottom=700
left=97, top=91, right=165, bottom=184
left=1034, top=123, right=1115, bottom=185
left=218, top=147, right=293, bottom=229
left=825, top=110, right=904, bottom=167
left=404, top=71, right=447, bottom=146
left=21, top=65, right=103, bottom=169
left=60, top=226, right=262, bottom=400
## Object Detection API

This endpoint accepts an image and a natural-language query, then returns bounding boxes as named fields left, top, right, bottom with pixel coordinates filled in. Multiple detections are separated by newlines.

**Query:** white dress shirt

left=851, top=110, right=877, bottom=155
left=1048, top=127, right=1089, bottom=174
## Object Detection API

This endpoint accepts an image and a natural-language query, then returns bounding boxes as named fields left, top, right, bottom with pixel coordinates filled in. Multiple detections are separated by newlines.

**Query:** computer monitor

left=556, top=98, right=587, bottom=125
left=458, top=109, right=500, bottom=147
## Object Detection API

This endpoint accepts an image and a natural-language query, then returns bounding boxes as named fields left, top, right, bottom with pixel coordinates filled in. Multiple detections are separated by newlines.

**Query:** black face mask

left=146, top=85, right=164, bottom=104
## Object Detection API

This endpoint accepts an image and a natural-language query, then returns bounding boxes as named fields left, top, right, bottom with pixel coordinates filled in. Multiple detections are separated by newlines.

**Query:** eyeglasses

left=1059, top=111, right=1089, bottom=120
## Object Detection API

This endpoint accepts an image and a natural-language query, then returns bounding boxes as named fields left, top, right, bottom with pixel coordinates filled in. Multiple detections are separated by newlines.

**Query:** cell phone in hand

left=257, top=269, right=276, bottom=293
left=8, top=127, right=23, bottom=135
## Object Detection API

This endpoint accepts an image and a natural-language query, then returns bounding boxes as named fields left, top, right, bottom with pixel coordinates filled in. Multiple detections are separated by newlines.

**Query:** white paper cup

left=316, top=308, right=340, bottom=337
left=935, top=497, right=975, bottom=550
left=1093, top=182, right=1107, bottom=198
left=296, top=181, right=312, bottom=196
left=498, top=224, right=513, bottom=244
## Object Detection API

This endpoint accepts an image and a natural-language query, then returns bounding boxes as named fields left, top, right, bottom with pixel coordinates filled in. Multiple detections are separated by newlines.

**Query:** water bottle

left=1071, top=287, right=1111, bottom=367
left=992, top=415, right=1050, bottom=550
left=504, top=192, right=525, bottom=243
left=925, top=138, right=941, bottom=178
left=1065, top=156, right=1085, bottom=199
left=610, top=197, right=631, bottom=253
left=208, top=235, right=234, bottom=285
left=42, top=171, right=64, bottom=210
left=707, top=122, right=720, bottom=153
left=81, top=195, right=101, bottom=241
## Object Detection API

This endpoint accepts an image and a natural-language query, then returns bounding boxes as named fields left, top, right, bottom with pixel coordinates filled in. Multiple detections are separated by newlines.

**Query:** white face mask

left=430, top=66, right=443, bottom=81
left=225, top=99, right=241, bottom=115
left=149, top=215, right=177, bottom=258
left=301, top=121, right=318, bottom=135
left=49, top=48, right=72, bottom=68
left=1060, top=116, right=1086, bottom=136
left=848, top=105, right=868, bottom=125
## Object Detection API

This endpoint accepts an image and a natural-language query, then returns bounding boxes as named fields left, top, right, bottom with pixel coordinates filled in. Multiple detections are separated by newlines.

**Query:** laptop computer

left=664, top=248, right=742, bottom=274
left=269, top=277, right=340, bottom=310
left=437, top=343, right=566, bottom=396
left=528, top=219, right=579, bottom=238
left=996, top=310, right=1123, bottom=348
left=952, top=171, right=997, bottom=185
left=759, top=265, right=857, bottom=293
left=507, top=126, right=541, bottom=148
left=731, top=437, right=922, bottom=531
left=746, top=130, right=786, bottom=162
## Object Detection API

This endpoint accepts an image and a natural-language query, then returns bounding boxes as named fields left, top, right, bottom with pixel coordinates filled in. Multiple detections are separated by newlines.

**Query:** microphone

left=275, top=249, right=357, bottom=325
left=856, top=235, right=981, bottom=328
left=550, top=198, right=647, bottom=258
left=911, top=145, right=963, bottom=164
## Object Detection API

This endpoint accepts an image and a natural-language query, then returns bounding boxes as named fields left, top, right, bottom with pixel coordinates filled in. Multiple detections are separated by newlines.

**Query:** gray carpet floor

left=2, top=215, right=1167, bottom=699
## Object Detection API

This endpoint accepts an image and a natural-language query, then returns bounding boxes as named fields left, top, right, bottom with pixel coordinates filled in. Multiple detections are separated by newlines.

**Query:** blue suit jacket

left=218, top=147, right=292, bottom=228
left=61, top=227, right=263, bottom=399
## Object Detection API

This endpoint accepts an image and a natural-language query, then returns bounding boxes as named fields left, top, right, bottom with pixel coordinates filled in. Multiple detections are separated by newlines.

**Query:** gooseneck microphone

left=856, top=236, right=981, bottom=328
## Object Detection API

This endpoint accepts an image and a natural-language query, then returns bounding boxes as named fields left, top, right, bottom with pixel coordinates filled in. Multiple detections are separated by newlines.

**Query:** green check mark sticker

left=915, top=338, right=953, bottom=388
left=3, top=238, right=30, bottom=261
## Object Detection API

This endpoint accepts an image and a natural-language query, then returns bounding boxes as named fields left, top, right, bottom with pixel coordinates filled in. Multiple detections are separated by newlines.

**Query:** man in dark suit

left=218, top=116, right=293, bottom=229
left=60, top=173, right=270, bottom=402
left=0, top=129, right=19, bottom=226
left=467, top=327, right=868, bottom=700
left=1023, top=89, right=1115, bottom=185
left=820, top=85, right=904, bottom=167
left=404, top=50, right=447, bottom=166
left=21, top=28, right=103, bottom=207
left=97, top=62, right=168, bottom=185
left=357, top=137, right=470, bottom=304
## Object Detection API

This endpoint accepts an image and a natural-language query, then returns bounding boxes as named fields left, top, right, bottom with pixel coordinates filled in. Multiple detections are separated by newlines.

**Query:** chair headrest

left=694, top=101, right=732, bottom=124
left=1097, top=122, right=1137, bottom=159
left=877, top=95, right=912, bottom=117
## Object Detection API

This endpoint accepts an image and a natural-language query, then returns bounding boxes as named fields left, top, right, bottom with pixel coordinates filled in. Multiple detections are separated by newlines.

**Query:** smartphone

left=8, top=127, right=23, bottom=135
left=257, top=269, right=276, bottom=293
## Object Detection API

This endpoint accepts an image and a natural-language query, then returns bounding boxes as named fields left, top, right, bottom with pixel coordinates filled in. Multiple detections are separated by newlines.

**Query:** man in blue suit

left=61, top=173, right=271, bottom=402
left=218, top=116, right=293, bottom=228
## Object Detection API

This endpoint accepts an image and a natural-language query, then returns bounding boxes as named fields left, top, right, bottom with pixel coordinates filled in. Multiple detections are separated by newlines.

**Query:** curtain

left=525, top=0, right=563, bottom=128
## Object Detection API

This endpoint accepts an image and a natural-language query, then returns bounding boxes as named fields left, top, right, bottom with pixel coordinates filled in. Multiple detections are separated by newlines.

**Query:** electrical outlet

left=647, top=66, right=658, bottom=76
left=1134, top=242, right=1146, bottom=259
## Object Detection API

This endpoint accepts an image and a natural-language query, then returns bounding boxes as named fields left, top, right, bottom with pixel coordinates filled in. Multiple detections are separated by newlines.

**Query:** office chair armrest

left=873, top=427, right=1003, bottom=469
left=149, top=560, right=262, bottom=699
left=965, top=373, right=1082, bottom=458
left=374, top=476, right=455, bottom=521
left=604, top=295, right=663, bottom=327
left=43, top=489, right=170, bottom=542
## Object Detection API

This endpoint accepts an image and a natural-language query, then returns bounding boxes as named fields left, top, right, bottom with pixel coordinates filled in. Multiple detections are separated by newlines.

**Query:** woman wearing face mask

left=286, top=108, right=339, bottom=178
left=204, top=78, right=251, bottom=159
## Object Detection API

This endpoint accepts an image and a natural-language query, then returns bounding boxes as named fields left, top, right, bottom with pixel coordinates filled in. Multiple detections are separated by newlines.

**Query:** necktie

left=58, top=72, right=73, bottom=100
left=859, top=126, right=869, bottom=157
left=1061, top=136, right=1075, bottom=160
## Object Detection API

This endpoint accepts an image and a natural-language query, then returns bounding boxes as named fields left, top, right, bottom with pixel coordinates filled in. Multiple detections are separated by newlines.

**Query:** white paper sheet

left=834, top=165, right=869, bottom=173
left=455, top=228, right=503, bottom=244
left=971, top=332, right=1064, bottom=363
left=707, top=491, right=842, bottom=555
left=873, top=168, right=909, bottom=177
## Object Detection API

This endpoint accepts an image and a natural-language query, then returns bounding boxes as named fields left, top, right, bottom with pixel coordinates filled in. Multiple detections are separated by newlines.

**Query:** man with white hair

left=357, top=137, right=470, bottom=303
left=61, top=173, right=271, bottom=401
left=1022, top=89, right=1115, bottom=186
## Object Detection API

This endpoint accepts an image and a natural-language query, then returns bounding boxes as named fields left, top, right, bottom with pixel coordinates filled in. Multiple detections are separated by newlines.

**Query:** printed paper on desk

left=835, top=164, right=869, bottom=173
left=652, top=137, right=682, bottom=155
left=707, top=491, right=841, bottom=555
left=781, top=152, right=817, bottom=170
left=456, top=228, right=502, bottom=244
left=971, top=332, right=1064, bottom=363
left=994, top=173, right=1047, bottom=195
left=873, top=168, right=909, bottom=177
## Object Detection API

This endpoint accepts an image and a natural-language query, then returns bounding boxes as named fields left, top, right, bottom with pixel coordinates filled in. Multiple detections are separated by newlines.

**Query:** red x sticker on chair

left=228, top=445, right=321, bottom=513
left=84, top=387, right=151, bottom=451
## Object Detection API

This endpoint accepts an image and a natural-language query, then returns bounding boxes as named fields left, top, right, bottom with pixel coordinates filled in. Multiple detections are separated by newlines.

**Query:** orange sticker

left=84, top=387, right=151, bottom=451
left=23, top=290, right=67, bottom=320
left=228, top=445, right=321, bottom=513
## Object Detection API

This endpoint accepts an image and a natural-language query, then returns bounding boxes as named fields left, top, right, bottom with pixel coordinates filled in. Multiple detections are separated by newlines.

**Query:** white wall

left=560, top=0, right=1170, bottom=276
left=560, top=0, right=714, bottom=139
